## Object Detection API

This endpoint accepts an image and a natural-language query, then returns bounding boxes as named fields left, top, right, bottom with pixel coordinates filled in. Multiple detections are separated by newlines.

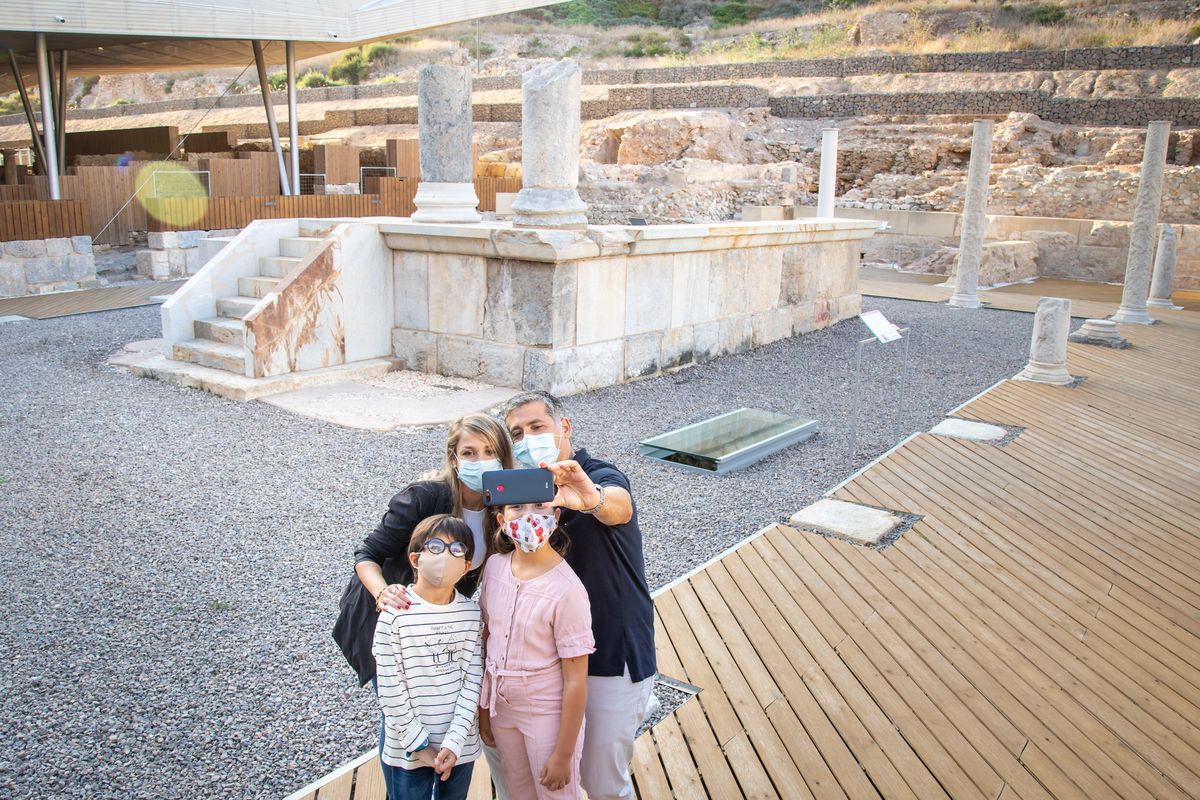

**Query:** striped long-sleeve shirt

left=372, top=587, right=484, bottom=768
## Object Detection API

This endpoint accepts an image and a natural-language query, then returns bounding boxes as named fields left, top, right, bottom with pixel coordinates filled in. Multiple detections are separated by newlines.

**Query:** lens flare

left=136, top=163, right=208, bottom=229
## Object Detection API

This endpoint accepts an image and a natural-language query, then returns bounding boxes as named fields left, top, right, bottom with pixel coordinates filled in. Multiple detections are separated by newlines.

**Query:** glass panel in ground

left=642, top=409, right=811, bottom=463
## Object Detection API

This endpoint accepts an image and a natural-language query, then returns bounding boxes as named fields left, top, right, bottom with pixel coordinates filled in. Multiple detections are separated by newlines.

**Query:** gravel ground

left=0, top=296, right=1037, bottom=799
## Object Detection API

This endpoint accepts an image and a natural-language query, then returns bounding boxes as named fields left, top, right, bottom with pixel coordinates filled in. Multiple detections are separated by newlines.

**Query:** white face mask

left=504, top=513, right=557, bottom=553
left=456, top=458, right=502, bottom=493
left=514, top=432, right=560, bottom=468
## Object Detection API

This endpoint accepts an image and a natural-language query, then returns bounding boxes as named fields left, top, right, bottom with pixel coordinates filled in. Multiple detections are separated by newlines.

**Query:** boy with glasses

left=372, top=514, right=484, bottom=799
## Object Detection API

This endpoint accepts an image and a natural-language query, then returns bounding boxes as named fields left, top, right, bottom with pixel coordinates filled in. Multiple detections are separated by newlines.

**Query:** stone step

left=259, top=255, right=302, bottom=278
left=216, top=295, right=259, bottom=319
left=279, top=236, right=324, bottom=259
left=239, top=275, right=282, bottom=299
left=193, top=316, right=245, bottom=346
left=171, top=339, right=246, bottom=374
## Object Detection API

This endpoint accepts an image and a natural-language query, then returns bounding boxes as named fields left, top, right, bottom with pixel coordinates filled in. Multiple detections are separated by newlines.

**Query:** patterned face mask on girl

left=514, top=433, right=560, bottom=469
left=505, top=513, right=557, bottom=553
left=456, top=458, right=502, bottom=493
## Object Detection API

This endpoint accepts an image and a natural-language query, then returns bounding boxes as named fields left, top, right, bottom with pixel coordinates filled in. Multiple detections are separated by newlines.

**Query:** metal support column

left=6, top=49, right=47, bottom=175
left=252, top=40, right=290, bottom=196
left=34, top=33, right=61, bottom=198
left=285, top=40, right=300, bottom=195
left=56, top=50, right=68, bottom=174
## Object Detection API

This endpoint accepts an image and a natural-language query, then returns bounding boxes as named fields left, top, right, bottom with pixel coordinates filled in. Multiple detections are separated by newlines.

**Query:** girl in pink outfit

left=479, top=500, right=594, bottom=799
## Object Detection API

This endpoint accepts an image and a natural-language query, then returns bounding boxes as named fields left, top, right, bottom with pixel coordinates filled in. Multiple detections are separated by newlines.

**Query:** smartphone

left=482, top=468, right=556, bottom=507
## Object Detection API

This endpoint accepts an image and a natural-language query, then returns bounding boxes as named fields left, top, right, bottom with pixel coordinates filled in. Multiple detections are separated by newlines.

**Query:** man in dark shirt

left=502, top=390, right=657, bottom=800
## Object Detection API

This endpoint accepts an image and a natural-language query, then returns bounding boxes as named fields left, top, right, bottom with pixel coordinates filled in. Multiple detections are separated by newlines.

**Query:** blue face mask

left=456, top=458, right=502, bottom=493
left=514, top=432, right=560, bottom=469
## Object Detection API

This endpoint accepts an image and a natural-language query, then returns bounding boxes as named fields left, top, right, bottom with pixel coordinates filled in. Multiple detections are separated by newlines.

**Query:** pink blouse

left=478, top=553, right=595, bottom=711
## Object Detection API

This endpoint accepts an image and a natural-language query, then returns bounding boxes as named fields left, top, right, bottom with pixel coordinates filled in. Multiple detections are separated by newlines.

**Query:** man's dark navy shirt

left=558, top=448, right=656, bottom=682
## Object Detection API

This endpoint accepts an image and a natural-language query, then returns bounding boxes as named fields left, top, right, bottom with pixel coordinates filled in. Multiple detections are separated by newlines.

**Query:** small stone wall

left=0, top=236, right=95, bottom=298
left=816, top=206, right=1200, bottom=289
left=382, top=219, right=873, bottom=395
left=136, top=229, right=238, bottom=281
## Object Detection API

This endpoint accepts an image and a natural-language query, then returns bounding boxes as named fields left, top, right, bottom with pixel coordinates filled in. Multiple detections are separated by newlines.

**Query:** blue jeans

left=383, top=761, right=475, bottom=800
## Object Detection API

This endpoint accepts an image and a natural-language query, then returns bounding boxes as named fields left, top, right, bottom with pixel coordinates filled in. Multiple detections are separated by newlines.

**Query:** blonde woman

left=334, top=412, right=515, bottom=689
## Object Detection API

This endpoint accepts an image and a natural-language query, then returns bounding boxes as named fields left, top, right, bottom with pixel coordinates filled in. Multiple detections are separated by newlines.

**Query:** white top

left=372, top=587, right=484, bottom=768
left=462, top=507, right=488, bottom=571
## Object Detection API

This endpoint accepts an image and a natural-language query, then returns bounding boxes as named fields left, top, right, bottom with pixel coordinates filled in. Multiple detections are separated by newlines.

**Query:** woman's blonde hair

left=435, top=413, right=515, bottom=567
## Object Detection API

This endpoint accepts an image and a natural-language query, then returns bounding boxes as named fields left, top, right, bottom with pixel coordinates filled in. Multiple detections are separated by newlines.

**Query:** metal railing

left=299, top=173, right=327, bottom=195
left=359, top=166, right=396, bottom=193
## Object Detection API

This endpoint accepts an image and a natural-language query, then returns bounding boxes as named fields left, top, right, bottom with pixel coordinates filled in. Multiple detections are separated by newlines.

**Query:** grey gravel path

left=0, top=296, right=1037, bottom=799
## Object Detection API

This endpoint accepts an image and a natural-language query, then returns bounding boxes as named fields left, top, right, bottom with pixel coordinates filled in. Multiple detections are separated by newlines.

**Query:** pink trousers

left=489, top=670, right=584, bottom=800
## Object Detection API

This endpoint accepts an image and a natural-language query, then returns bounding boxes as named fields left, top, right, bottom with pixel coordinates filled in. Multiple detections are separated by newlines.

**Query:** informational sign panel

left=859, top=310, right=902, bottom=343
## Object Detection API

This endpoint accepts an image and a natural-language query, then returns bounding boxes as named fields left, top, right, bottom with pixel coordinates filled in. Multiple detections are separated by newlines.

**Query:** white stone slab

left=0, top=315, right=31, bottom=323
left=790, top=498, right=902, bottom=546
left=929, top=418, right=1008, bottom=442
left=259, top=381, right=519, bottom=431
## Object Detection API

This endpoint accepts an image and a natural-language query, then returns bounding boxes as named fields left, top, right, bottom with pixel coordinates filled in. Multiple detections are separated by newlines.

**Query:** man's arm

left=543, top=460, right=634, bottom=526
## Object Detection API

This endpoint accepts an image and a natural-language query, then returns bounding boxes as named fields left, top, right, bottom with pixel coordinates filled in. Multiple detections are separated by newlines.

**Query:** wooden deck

left=0, top=281, right=183, bottom=319
left=632, top=301, right=1200, bottom=798
left=291, top=280, right=1200, bottom=800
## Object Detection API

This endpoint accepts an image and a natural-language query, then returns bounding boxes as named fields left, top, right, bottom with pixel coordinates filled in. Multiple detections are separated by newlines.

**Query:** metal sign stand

left=848, top=326, right=912, bottom=468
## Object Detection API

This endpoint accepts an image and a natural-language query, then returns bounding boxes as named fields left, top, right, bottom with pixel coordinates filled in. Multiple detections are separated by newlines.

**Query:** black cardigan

left=332, top=479, right=483, bottom=686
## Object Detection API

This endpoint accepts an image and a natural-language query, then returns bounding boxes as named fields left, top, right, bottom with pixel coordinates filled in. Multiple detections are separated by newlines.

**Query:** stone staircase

left=170, top=234, right=326, bottom=375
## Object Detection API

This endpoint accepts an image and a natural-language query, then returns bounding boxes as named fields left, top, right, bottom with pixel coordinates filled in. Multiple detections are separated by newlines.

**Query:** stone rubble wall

left=6, top=44, right=1194, bottom=128
left=770, top=91, right=1200, bottom=128
left=0, top=236, right=96, bottom=298
left=136, top=229, right=238, bottom=281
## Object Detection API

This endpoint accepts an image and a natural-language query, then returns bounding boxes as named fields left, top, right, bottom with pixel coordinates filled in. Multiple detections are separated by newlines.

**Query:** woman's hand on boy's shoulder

left=376, top=583, right=411, bottom=613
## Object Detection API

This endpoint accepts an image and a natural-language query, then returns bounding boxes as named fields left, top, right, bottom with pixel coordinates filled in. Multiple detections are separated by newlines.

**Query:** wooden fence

left=0, top=200, right=89, bottom=242
left=142, top=176, right=521, bottom=231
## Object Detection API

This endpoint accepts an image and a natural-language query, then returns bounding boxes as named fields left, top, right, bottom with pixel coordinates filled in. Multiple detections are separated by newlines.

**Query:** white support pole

left=286, top=41, right=300, bottom=195
left=34, top=33, right=60, bottom=199
left=252, top=40, right=291, bottom=196
left=816, top=128, right=838, bottom=218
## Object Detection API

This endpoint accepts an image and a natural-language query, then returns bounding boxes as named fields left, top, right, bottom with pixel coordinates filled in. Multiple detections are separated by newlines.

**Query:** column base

left=1109, top=305, right=1154, bottom=324
left=947, top=292, right=983, bottom=309
left=1146, top=298, right=1183, bottom=310
left=1014, top=360, right=1073, bottom=385
left=511, top=187, right=588, bottom=229
left=411, top=182, right=482, bottom=224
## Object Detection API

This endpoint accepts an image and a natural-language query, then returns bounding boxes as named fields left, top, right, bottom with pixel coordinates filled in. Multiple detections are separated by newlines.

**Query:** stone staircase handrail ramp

left=160, top=217, right=302, bottom=366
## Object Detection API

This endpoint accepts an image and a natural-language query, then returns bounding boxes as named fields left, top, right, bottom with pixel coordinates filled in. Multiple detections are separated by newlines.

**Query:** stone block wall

left=386, top=223, right=866, bottom=395
left=136, top=229, right=238, bottom=281
left=0, top=236, right=95, bottom=297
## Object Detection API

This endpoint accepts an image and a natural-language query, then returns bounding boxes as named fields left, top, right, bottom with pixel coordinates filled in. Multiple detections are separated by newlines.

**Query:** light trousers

left=580, top=669, right=656, bottom=800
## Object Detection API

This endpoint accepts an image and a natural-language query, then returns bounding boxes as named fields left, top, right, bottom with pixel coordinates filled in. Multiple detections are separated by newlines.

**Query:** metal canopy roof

left=1, top=0, right=555, bottom=92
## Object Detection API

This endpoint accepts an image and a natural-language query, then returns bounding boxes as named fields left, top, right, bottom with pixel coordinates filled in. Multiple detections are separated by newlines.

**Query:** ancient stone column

left=512, top=60, right=588, bottom=228
left=1111, top=120, right=1170, bottom=324
left=1069, top=319, right=1129, bottom=349
left=1015, top=297, right=1073, bottom=385
left=1147, top=223, right=1181, bottom=309
left=948, top=119, right=994, bottom=309
left=412, top=64, right=481, bottom=224
left=816, top=128, right=838, bottom=218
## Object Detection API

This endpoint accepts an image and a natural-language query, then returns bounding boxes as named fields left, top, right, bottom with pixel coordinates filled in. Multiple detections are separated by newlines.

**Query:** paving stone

left=790, top=498, right=903, bottom=545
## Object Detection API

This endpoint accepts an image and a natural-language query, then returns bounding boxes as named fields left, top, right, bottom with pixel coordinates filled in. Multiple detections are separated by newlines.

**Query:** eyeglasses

left=423, top=538, right=468, bottom=558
